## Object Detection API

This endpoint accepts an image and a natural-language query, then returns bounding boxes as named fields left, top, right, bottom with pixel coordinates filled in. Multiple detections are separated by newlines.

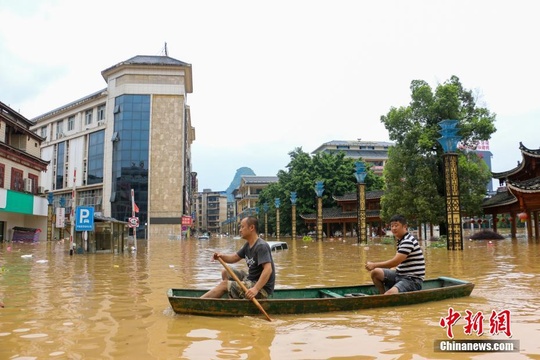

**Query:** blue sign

left=75, top=206, right=94, bottom=231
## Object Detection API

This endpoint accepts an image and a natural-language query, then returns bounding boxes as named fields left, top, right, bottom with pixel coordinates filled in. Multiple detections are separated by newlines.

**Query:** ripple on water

left=12, top=328, right=31, bottom=333
left=20, top=333, right=48, bottom=339
left=49, top=352, right=66, bottom=357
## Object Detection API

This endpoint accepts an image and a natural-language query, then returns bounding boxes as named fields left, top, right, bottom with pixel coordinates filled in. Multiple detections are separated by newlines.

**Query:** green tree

left=258, top=147, right=383, bottom=235
left=380, top=76, right=495, bottom=228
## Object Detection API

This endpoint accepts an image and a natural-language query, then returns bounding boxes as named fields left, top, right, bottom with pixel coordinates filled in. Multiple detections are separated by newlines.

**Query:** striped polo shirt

left=396, top=232, right=425, bottom=280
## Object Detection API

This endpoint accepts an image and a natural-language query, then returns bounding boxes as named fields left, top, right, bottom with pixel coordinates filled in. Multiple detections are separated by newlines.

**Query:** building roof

left=507, top=176, right=540, bottom=193
left=311, top=140, right=394, bottom=154
left=333, top=190, right=384, bottom=202
left=1, top=101, right=34, bottom=127
left=482, top=188, right=517, bottom=209
left=241, top=175, right=279, bottom=184
left=111, top=55, right=191, bottom=68
left=299, top=207, right=381, bottom=220
left=318, top=149, right=390, bottom=160
left=31, top=88, right=107, bottom=122
left=101, top=55, right=193, bottom=93
left=492, top=142, right=540, bottom=179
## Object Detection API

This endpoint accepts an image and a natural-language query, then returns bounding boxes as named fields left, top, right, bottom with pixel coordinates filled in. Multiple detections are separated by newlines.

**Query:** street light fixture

left=47, top=192, right=54, bottom=241
left=274, top=198, right=281, bottom=241
left=355, top=161, right=367, bottom=244
left=437, top=119, right=463, bottom=250
left=290, top=192, right=297, bottom=240
left=314, top=181, right=324, bottom=241
left=263, top=202, right=269, bottom=239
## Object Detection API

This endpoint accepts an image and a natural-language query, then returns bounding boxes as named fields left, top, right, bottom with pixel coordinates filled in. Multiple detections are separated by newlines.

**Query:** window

left=97, top=105, right=105, bottom=121
left=0, top=163, right=4, bottom=188
left=28, top=174, right=38, bottom=194
left=85, top=110, right=93, bottom=125
left=11, top=168, right=24, bottom=192
left=67, top=116, right=75, bottom=131
left=56, top=121, right=63, bottom=137
left=40, top=126, right=47, bottom=139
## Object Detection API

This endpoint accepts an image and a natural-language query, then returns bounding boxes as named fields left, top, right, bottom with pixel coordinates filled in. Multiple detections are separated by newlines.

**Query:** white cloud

left=1, top=0, right=539, bottom=190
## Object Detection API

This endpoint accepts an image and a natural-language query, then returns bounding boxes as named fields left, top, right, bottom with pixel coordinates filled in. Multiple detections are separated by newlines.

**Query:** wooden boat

left=167, top=276, right=474, bottom=317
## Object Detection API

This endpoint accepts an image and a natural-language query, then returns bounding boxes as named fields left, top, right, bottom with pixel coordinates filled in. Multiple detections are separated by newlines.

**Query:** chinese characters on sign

left=439, top=307, right=512, bottom=339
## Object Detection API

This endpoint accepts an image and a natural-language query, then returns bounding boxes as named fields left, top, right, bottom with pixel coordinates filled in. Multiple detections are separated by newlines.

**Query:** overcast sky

left=1, top=0, right=538, bottom=191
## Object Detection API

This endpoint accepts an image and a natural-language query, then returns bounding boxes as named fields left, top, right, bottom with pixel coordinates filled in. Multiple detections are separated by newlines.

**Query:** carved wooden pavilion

left=482, top=142, right=540, bottom=240
left=300, top=190, right=385, bottom=237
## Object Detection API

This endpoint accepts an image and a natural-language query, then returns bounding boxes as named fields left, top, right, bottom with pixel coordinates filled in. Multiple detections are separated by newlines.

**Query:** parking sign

left=75, top=206, right=95, bottom=231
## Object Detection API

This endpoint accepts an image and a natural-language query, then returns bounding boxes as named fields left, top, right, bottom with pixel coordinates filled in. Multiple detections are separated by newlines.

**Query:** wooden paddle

left=217, top=257, right=272, bottom=322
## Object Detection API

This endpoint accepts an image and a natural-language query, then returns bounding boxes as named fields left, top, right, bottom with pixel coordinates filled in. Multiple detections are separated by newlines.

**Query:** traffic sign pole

left=131, top=189, right=137, bottom=251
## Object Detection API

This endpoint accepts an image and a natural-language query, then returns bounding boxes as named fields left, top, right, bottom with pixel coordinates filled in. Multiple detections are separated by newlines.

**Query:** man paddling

left=201, top=216, right=275, bottom=300
left=365, top=214, right=425, bottom=294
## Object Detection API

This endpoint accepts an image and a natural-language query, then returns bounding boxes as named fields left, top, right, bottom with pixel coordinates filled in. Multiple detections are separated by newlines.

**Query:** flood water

left=1, top=230, right=539, bottom=359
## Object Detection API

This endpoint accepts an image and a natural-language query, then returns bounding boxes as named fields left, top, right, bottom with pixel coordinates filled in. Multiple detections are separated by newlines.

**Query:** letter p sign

left=76, top=206, right=95, bottom=231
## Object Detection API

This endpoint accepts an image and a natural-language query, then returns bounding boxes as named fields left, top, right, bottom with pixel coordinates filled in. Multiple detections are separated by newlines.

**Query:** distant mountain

left=226, top=167, right=256, bottom=201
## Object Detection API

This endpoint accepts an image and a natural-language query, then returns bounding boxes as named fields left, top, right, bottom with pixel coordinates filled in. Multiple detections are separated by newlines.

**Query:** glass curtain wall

left=55, top=142, right=65, bottom=190
left=111, top=95, right=149, bottom=232
left=87, top=130, right=105, bottom=185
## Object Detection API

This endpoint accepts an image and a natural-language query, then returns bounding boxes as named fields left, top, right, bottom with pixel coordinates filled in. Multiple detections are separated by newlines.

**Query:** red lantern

left=518, top=212, right=528, bottom=221
left=470, top=219, right=476, bottom=224
left=478, top=219, right=483, bottom=224
left=494, top=217, right=499, bottom=223
left=509, top=217, right=513, bottom=222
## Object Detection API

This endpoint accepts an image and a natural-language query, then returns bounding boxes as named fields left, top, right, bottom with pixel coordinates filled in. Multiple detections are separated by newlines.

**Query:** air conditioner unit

left=57, top=133, right=64, bottom=139
left=24, top=178, right=33, bottom=193
left=98, top=120, right=105, bottom=126
left=37, top=186, right=45, bottom=194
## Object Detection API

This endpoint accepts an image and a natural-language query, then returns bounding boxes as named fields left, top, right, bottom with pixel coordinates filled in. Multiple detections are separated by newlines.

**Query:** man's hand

left=245, top=287, right=259, bottom=300
left=365, top=261, right=376, bottom=271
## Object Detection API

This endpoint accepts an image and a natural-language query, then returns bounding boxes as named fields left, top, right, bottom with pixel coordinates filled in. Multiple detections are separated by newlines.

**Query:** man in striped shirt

left=365, top=214, right=425, bottom=294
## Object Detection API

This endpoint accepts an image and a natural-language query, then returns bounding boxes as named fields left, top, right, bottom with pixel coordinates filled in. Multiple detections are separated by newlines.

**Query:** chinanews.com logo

left=435, top=307, right=520, bottom=353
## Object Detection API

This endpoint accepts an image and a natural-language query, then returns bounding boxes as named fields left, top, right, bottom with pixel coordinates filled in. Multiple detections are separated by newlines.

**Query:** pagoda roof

left=482, top=188, right=517, bottom=209
left=492, top=142, right=540, bottom=179
left=507, top=176, right=540, bottom=194
left=299, top=208, right=380, bottom=220
left=333, top=190, right=384, bottom=202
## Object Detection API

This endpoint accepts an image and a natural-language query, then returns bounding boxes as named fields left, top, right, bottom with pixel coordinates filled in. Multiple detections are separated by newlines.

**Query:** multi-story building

left=30, top=55, right=196, bottom=249
left=0, top=101, right=49, bottom=242
left=311, top=140, right=393, bottom=175
left=194, top=189, right=228, bottom=235
left=236, top=175, right=278, bottom=217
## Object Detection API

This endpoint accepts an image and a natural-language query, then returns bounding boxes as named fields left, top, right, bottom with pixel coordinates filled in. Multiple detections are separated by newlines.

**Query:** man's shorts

left=226, top=268, right=269, bottom=299
left=382, top=269, right=423, bottom=293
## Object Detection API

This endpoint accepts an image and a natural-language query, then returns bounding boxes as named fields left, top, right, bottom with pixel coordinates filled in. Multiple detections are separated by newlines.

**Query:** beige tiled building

left=29, top=55, right=196, bottom=249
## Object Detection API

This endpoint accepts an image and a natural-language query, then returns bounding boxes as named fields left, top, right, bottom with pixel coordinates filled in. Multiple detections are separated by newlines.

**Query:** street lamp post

left=47, top=192, right=54, bottom=241
left=263, top=203, right=269, bottom=239
left=355, top=161, right=368, bottom=244
left=290, top=192, right=297, bottom=240
left=437, top=119, right=463, bottom=250
left=59, top=197, right=66, bottom=242
left=274, top=198, right=281, bottom=241
left=315, top=181, right=325, bottom=241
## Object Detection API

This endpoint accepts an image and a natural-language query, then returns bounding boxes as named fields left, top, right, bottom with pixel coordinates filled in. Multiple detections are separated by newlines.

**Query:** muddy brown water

left=1, top=231, right=539, bottom=359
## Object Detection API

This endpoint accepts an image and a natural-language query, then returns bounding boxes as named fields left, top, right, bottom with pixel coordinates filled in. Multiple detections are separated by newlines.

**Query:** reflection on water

left=1, top=234, right=539, bottom=359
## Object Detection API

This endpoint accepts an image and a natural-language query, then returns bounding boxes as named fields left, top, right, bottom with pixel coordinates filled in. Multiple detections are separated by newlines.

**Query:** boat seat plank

left=319, top=289, right=344, bottom=298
